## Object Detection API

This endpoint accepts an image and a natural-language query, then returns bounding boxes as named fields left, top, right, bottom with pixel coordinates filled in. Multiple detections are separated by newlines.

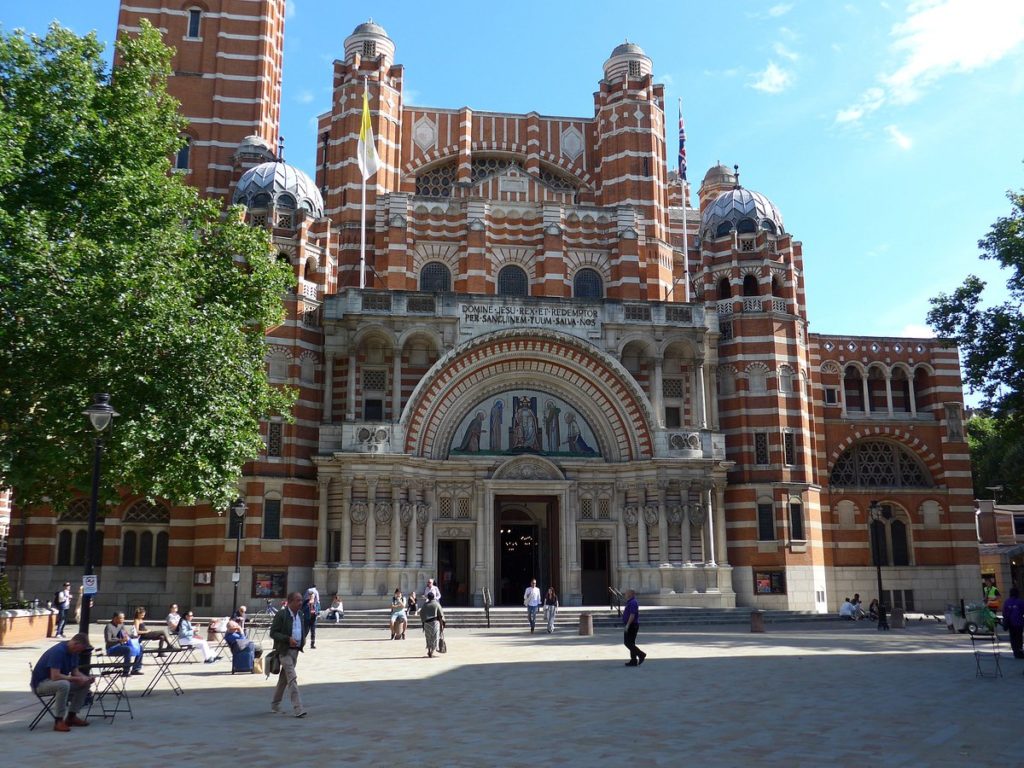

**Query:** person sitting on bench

left=105, top=612, right=143, bottom=676
left=176, top=610, right=221, bottom=663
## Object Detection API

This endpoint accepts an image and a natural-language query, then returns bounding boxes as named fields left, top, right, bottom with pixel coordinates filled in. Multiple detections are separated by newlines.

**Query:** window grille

left=720, top=320, right=733, bottom=341
left=471, top=157, right=516, bottom=183
left=538, top=167, right=577, bottom=191
left=362, top=293, right=392, bottom=312
left=829, top=440, right=932, bottom=488
left=740, top=238, right=755, bottom=252
left=628, top=60, right=642, bottom=77
left=666, top=306, right=692, bottom=323
left=439, top=497, right=453, bottom=519
left=580, top=498, right=594, bottom=519
left=407, top=295, right=436, bottom=313
left=250, top=214, right=267, bottom=228
left=783, top=432, right=796, bottom=466
left=573, top=268, right=603, bottom=299
left=277, top=213, right=293, bottom=229
left=497, top=265, right=529, bottom=297
left=123, top=501, right=170, bottom=525
left=457, top=498, right=471, bottom=519
left=267, top=422, right=283, bottom=457
left=755, top=433, right=769, bottom=465
left=598, top=498, right=611, bottom=519
left=415, top=162, right=456, bottom=197
left=362, top=369, right=387, bottom=392
left=420, top=262, right=452, bottom=292
left=623, top=304, right=651, bottom=321
left=663, top=378, right=684, bottom=399
left=362, top=40, right=377, bottom=58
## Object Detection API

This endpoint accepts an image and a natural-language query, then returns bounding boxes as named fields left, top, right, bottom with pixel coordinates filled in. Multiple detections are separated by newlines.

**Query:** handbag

left=264, top=650, right=281, bottom=678
left=438, top=631, right=447, bottom=654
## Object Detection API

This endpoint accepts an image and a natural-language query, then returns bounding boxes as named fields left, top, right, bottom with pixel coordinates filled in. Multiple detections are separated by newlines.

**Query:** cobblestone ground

left=1, top=620, right=1019, bottom=767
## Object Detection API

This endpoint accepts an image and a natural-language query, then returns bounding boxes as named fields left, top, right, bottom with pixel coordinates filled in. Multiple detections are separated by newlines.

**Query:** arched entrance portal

left=495, top=496, right=560, bottom=605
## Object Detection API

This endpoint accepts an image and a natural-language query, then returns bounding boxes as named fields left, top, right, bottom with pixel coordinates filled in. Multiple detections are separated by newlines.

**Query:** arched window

left=420, top=262, right=452, bottom=292
left=57, top=530, right=72, bottom=566
left=829, top=440, right=933, bottom=488
left=742, top=274, right=759, bottom=296
left=186, top=7, right=202, bottom=38
left=869, top=503, right=913, bottom=566
left=139, top=531, right=154, bottom=567
left=737, top=218, right=756, bottom=234
left=716, top=222, right=732, bottom=238
left=778, top=366, right=794, bottom=393
left=277, top=194, right=296, bottom=210
left=771, top=276, right=782, bottom=296
left=747, top=365, right=768, bottom=394
left=843, top=367, right=863, bottom=410
left=155, top=531, right=169, bottom=567
left=174, top=137, right=191, bottom=171
left=573, top=268, right=603, bottom=299
left=121, top=531, right=137, bottom=567
left=74, top=530, right=87, bottom=567
left=497, top=265, right=529, bottom=297
left=303, top=258, right=316, bottom=281
left=762, top=220, right=777, bottom=234
left=718, top=277, right=731, bottom=300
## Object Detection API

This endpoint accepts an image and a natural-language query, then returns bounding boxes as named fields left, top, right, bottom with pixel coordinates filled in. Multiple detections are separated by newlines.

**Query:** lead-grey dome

left=603, top=40, right=653, bottom=81
left=343, top=18, right=396, bottom=68
left=610, top=42, right=645, bottom=57
left=702, top=163, right=737, bottom=187
left=701, top=187, right=784, bottom=239
left=233, top=161, right=324, bottom=219
left=352, top=20, right=388, bottom=36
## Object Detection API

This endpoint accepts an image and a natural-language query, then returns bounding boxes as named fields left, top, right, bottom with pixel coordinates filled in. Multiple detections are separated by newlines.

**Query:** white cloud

left=885, top=124, right=913, bottom=149
left=286, top=0, right=297, bottom=20
left=836, top=0, right=1024, bottom=124
left=773, top=42, right=799, bottom=61
left=659, top=73, right=675, bottom=87
left=898, top=323, right=935, bottom=338
left=296, top=90, right=314, bottom=104
left=749, top=62, right=793, bottom=94
left=768, top=3, right=793, bottom=17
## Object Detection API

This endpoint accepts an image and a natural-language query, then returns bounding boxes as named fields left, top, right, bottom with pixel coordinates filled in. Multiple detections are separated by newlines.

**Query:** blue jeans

left=56, top=608, right=68, bottom=636
left=106, top=642, right=141, bottom=673
left=527, top=605, right=538, bottom=630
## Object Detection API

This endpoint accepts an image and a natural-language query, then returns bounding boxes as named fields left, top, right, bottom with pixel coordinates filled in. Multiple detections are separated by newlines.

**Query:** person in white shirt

left=55, top=582, right=72, bottom=637
left=524, top=579, right=542, bottom=633
left=839, top=598, right=856, bottom=620
left=423, top=578, right=441, bottom=603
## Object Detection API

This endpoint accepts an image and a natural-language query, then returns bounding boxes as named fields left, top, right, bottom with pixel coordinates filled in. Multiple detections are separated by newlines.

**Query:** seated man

left=30, top=633, right=95, bottom=732
left=225, top=620, right=262, bottom=672
left=324, top=594, right=344, bottom=623
left=839, top=598, right=856, bottom=620
left=104, top=612, right=143, bottom=676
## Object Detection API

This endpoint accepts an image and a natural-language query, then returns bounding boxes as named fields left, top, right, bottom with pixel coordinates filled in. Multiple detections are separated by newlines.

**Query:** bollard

left=579, top=612, right=593, bottom=636
left=750, top=609, right=765, bottom=633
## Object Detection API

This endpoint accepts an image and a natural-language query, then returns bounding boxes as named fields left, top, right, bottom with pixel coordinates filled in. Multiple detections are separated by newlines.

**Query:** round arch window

left=420, top=262, right=451, bottom=292
left=497, top=265, right=529, bottom=297
left=573, top=268, right=603, bottom=299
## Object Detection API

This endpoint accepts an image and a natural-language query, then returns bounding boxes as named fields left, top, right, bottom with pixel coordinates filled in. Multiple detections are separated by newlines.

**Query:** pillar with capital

left=316, top=476, right=331, bottom=563
left=366, top=477, right=378, bottom=565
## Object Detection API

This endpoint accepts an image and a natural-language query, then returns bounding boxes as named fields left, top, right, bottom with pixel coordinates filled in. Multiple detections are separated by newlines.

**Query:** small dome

left=603, top=39, right=653, bottom=82
left=701, top=187, right=784, bottom=239
left=352, top=20, right=388, bottom=37
left=233, top=161, right=324, bottom=219
left=610, top=42, right=645, bottom=57
left=233, top=134, right=276, bottom=165
left=702, top=163, right=737, bottom=187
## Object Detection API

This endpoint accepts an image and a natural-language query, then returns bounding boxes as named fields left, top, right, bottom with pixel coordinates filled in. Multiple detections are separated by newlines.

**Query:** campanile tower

left=117, top=0, right=286, bottom=198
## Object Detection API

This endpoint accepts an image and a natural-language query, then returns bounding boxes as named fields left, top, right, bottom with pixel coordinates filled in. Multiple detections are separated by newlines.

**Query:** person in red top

left=622, top=589, right=646, bottom=667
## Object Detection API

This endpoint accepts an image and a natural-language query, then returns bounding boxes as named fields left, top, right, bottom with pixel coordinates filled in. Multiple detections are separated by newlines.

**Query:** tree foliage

left=965, top=414, right=1024, bottom=504
left=928, top=183, right=1024, bottom=423
left=0, top=23, right=294, bottom=511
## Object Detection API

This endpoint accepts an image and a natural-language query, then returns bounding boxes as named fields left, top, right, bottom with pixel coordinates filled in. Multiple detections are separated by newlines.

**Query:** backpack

left=54, top=591, right=61, bottom=606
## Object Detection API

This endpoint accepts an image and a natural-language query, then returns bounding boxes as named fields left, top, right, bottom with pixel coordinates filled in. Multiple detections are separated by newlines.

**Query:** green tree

left=928, top=182, right=1024, bottom=422
left=965, top=414, right=1024, bottom=504
left=0, top=23, right=294, bottom=511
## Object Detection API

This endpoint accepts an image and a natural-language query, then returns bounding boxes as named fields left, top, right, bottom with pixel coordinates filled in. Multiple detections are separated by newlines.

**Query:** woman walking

left=390, top=588, right=408, bottom=640
left=420, top=592, right=445, bottom=657
left=543, top=587, right=559, bottom=634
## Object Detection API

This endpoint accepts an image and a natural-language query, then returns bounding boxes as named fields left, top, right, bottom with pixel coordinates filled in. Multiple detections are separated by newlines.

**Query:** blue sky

left=3, top=2, right=1022, bottom=382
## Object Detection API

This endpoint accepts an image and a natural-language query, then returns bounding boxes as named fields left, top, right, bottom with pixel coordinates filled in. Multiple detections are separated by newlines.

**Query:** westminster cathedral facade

left=10, top=1, right=979, bottom=615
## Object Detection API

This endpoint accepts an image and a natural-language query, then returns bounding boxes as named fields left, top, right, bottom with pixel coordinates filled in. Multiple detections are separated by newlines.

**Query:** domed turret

left=233, top=161, right=324, bottom=219
left=700, top=187, right=784, bottom=239
left=344, top=19, right=396, bottom=69
left=233, top=134, right=276, bottom=166
left=603, top=40, right=652, bottom=82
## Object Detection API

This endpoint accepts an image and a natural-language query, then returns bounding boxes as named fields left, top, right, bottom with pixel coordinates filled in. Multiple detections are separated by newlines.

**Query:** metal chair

left=27, top=663, right=59, bottom=731
left=970, top=630, right=1003, bottom=678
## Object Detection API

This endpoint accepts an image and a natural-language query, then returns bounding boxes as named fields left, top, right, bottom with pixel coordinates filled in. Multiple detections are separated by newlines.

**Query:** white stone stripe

left=213, top=95, right=263, bottom=104
left=120, top=5, right=271, bottom=22
left=185, top=116, right=260, bottom=127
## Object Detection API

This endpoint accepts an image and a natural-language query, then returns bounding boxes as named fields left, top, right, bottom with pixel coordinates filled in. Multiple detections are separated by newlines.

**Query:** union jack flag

left=677, top=98, right=687, bottom=181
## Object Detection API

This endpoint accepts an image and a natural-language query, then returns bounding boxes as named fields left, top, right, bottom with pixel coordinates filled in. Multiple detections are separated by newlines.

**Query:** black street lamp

left=869, top=499, right=891, bottom=630
left=231, top=497, right=247, bottom=612
left=79, top=393, right=118, bottom=667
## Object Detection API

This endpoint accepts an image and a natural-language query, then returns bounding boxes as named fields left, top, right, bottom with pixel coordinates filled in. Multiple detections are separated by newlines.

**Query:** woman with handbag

left=420, top=592, right=446, bottom=657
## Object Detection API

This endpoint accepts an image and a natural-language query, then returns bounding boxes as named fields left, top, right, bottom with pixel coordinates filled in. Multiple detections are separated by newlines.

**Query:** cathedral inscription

left=459, top=303, right=599, bottom=329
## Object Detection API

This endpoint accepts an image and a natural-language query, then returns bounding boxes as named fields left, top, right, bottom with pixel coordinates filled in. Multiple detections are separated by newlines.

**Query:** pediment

left=492, top=455, right=565, bottom=481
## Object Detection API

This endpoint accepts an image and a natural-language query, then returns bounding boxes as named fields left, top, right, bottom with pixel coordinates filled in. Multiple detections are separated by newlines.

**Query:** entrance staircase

left=303, top=606, right=841, bottom=631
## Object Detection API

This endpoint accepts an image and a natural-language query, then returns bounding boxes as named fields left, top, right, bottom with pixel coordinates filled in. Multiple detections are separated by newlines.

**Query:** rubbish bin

left=579, top=612, right=593, bottom=636
left=750, top=609, right=765, bottom=633
left=890, top=607, right=905, bottom=629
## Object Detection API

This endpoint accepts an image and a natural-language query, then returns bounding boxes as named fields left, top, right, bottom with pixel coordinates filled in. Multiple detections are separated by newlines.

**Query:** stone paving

left=0, top=618, right=1020, bottom=767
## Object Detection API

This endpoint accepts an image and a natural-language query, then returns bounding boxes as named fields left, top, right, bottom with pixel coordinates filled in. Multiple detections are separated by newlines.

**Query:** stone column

left=652, top=358, right=664, bottom=427
left=616, top=486, right=628, bottom=569
left=657, top=486, right=669, bottom=565
left=708, top=367, right=720, bottom=430
left=366, top=477, right=378, bottom=566
left=391, top=350, right=402, bottom=421
left=839, top=376, right=848, bottom=418
left=317, top=476, right=331, bottom=563
left=423, top=485, right=435, bottom=572
left=714, top=483, right=728, bottom=565
left=322, top=352, right=334, bottom=423
left=474, top=483, right=486, bottom=569
left=406, top=489, right=418, bottom=568
left=681, top=485, right=692, bottom=564
left=637, top=501, right=649, bottom=567
left=695, top=361, right=707, bottom=428
left=704, top=485, right=717, bottom=566
left=340, top=479, right=351, bottom=566
left=885, top=373, right=894, bottom=416
left=390, top=485, right=402, bottom=566
left=861, top=373, right=871, bottom=415
left=908, top=375, right=917, bottom=416
left=346, top=352, right=357, bottom=420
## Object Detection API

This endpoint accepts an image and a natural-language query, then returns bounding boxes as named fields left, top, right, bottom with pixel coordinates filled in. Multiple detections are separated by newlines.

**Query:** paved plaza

left=0, top=618, right=1020, bottom=767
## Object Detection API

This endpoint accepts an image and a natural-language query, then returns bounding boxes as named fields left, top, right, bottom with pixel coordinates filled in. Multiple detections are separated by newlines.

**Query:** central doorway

left=437, top=539, right=470, bottom=607
left=495, top=495, right=559, bottom=605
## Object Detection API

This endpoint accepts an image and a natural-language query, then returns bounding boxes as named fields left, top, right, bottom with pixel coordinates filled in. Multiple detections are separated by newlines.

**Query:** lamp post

left=80, top=393, right=118, bottom=667
left=869, top=499, right=891, bottom=629
left=231, top=497, right=247, bottom=612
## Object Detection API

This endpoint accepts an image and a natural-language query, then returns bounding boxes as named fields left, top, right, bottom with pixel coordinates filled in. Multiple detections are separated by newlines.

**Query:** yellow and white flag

left=357, top=86, right=380, bottom=181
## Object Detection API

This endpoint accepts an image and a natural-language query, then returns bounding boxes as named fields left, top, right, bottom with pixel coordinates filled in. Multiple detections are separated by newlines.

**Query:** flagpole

left=359, top=78, right=368, bottom=290
left=679, top=98, right=689, bottom=302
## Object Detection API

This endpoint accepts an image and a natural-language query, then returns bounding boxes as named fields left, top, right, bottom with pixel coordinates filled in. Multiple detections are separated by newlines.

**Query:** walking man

left=524, top=578, right=542, bottom=633
left=269, top=591, right=309, bottom=717
left=622, top=589, right=646, bottom=666
left=423, top=577, right=441, bottom=603
left=55, top=581, right=72, bottom=637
